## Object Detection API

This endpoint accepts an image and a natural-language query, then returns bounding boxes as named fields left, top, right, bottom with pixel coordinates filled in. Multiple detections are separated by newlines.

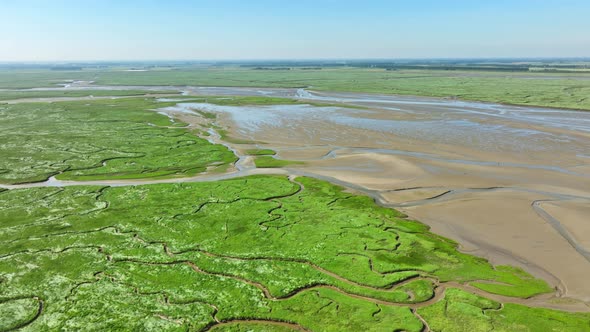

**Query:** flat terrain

left=170, top=89, right=590, bottom=302
left=0, top=98, right=235, bottom=184
left=1, top=69, right=590, bottom=330
left=1, top=67, right=590, bottom=110
left=0, top=89, right=178, bottom=101
left=5, top=175, right=581, bottom=331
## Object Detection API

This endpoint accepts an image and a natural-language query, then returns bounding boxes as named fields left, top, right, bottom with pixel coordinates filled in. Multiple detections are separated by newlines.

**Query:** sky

left=1, top=0, right=589, bottom=61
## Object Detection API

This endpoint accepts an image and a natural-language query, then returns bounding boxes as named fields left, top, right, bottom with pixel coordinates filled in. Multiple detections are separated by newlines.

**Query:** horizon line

left=1, top=56, right=590, bottom=64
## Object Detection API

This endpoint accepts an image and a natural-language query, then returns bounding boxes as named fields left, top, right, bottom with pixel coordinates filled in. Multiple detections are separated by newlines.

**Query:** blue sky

left=1, top=0, right=589, bottom=61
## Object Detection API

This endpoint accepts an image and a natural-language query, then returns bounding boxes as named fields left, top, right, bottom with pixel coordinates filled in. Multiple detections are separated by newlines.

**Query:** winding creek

left=2, top=84, right=590, bottom=307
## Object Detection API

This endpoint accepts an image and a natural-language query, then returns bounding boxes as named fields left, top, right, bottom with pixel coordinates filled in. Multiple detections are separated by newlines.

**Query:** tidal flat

left=1, top=81, right=590, bottom=330
left=158, top=89, right=590, bottom=303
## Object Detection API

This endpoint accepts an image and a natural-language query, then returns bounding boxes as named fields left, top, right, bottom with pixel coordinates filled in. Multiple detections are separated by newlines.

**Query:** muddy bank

left=161, top=92, right=590, bottom=303
left=4, top=86, right=590, bottom=304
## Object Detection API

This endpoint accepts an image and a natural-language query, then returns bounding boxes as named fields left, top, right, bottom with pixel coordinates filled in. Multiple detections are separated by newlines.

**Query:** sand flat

left=540, top=201, right=590, bottom=252
left=12, top=86, right=588, bottom=303
left=182, top=89, right=590, bottom=302
left=403, top=190, right=590, bottom=301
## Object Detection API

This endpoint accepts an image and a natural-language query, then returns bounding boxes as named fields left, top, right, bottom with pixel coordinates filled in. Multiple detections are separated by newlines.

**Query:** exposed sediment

left=2, top=86, right=590, bottom=311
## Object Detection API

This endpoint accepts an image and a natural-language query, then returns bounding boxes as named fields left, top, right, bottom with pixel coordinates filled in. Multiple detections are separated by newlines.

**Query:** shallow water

left=161, top=100, right=589, bottom=155
left=5, top=83, right=590, bottom=302
left=8, top=83, right=590, bottom=133
left=291, top=89, right=590, bottom=133
left=161, top=102, right=344, bottom=132
left=6, top=82, right=588, bottom=157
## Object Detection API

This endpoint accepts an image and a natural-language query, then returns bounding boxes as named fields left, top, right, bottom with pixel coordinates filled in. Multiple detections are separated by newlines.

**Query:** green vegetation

left=468, top=265, right=554, bottom=298
left=181, top=96, right=302, bottom=106
left=195, top=110, right=217, bottom=119
left=210, top=322, right=300, bottom=331
left=246, top=149, right=276, bottom=156
left=254, top=156, right=304, bottom=168
left=0, top=70, right=95, bottom=89
left=1, top=91, right=588, bottom=330
left=2, top=67, right=590, bottom=110
left=0, top=90, right=177, bottom=101
left=418, top=288, right=501, bottom=332
left=419, top=288, right=590, bottom=332
left=178, top=95, right=363, bottom=110
left=487, top=303, right=590, bottom=331
left=0, top=297, right=40, bottom=331
left=1, top=176, right=587, bottom=330
left=215, top=128, right=258, bottom=145
left=103, top=67, right=587, bottom=111
left=0, top=98, right=235, bottom=184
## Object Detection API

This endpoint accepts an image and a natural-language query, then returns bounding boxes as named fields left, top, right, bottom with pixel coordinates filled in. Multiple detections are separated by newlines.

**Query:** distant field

left=0, top=70, right=97, bottom=89
left=1, top=66, right=589, bottom=110
left=0, top=90, right=177, bottom=101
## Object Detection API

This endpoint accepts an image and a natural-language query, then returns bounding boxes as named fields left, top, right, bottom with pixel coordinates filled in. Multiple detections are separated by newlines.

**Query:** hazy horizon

left=2, top=0, right=589, bottom=62
left=2, top=57, right=590, bottom=65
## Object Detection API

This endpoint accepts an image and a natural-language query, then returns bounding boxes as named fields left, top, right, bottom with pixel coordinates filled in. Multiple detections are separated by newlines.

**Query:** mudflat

left=3, top=86, right=589, bottom=304
left=171, top=88, right=590, bottom=302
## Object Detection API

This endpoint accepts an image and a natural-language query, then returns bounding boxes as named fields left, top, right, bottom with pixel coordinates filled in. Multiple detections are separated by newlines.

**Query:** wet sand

left=537, top=201, right=590, bottom=255
left=4, top=85, right=590, bottom=304
left=159, top=89, right=590, bottom=303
